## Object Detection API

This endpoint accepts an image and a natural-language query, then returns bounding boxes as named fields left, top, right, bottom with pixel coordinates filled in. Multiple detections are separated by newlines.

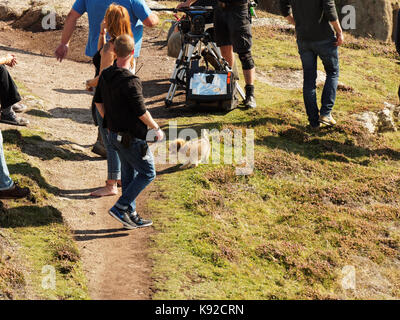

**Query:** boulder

left=336, top=0, right=393, bottom=42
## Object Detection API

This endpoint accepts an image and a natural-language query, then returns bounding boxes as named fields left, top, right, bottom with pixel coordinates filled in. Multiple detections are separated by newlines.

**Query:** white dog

left=169, top=136, right=211, bottom=169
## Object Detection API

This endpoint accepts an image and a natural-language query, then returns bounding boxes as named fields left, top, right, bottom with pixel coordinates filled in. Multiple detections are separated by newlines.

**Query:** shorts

left=214, top=3, right=252, bottom=54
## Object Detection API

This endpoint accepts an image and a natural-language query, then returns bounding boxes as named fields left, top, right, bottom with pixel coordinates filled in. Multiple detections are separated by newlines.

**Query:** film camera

left=152, top=6, right=245, bottom=110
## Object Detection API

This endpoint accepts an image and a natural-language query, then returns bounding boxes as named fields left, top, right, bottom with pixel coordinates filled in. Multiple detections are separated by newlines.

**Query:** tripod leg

left=165, top=48, right=185, bottom=107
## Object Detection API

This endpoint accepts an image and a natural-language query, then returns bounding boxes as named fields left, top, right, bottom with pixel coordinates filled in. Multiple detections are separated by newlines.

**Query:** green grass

left=0, top=128, right=89, bottom=299
left=147, top=21, right=400, bottom=299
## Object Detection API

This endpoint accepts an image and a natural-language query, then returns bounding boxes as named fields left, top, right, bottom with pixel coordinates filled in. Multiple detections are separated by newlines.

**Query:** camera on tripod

left=178, top=6, right=213, bottom=36
left=151, top=6, right=246, bottom=110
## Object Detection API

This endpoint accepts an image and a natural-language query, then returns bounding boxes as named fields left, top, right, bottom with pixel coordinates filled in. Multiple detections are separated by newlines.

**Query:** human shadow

left=3, top=129, right=99, bottom=162
left=0, top=205, right=63, bottom=228
left=156, top=164, right=182, bottom=176
left=53, top=88, right=93, bottom=96
left=0, top=45, right=51, bottom=58
left=73, top=228, right=129, bottom=241
left=48, top=107, right=94, bottom=125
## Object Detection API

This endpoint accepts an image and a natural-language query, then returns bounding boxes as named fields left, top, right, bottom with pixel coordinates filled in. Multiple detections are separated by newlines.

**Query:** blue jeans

left=95, top=109, right=121, bottom=180
left=109, top=132, right=156, bottom=212
left=297, top=38, right=340, bottom=127
left=0, top=130, right=14, bottom=190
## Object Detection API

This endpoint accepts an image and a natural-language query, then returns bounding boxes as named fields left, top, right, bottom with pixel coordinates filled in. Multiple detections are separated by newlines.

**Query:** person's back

left=98, top=65, right=147, bottom=140
left=280, top=0, right=338, bottom=41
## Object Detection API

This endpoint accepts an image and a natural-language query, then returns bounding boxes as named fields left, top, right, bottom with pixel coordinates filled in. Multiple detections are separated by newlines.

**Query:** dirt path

left=0, top=24, right=177, bottom=299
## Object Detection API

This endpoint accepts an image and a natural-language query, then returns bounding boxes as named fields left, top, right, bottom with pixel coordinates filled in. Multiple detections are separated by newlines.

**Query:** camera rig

left=152, top=6, right=246, bottom=108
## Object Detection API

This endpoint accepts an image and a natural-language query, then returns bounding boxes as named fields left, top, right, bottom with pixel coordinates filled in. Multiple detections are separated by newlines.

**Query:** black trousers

left=0, top=65, right=21, bottom=110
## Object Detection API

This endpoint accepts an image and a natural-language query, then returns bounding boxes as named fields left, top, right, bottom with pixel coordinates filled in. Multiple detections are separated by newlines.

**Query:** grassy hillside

left=149, top=10, right=400, bottom=299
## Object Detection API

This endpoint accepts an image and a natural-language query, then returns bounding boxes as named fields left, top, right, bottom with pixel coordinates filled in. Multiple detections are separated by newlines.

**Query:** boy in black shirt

left=94, top=34, right=164, bottom=229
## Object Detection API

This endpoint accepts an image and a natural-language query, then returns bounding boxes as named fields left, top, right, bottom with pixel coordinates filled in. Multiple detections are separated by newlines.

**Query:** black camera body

left=178, top=6, right=214, bottom=36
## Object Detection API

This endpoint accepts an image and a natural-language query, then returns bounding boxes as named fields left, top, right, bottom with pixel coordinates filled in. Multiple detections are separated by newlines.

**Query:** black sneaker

left=128, top=211, right=153, bottom=228
left=0, top=111, right=29, bottom=126
left=244, top=95, right=257, bottom=109
left=109, top=205, right=137, bottom=230
left=0, top=183, right=30, bottom=199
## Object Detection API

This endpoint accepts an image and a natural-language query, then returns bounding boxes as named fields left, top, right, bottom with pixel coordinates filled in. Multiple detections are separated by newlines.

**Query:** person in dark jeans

left=280, top=0, right=344, bottom=129
left=178, top=0, right=256, bottom=108
left=94, top=34, right=164, bottom=229
left=0, top=55, right=29, bottom=126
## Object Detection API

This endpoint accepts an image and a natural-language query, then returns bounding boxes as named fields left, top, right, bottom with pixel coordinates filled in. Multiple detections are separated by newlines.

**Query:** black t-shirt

left=94, top=66, right=148, bottom=140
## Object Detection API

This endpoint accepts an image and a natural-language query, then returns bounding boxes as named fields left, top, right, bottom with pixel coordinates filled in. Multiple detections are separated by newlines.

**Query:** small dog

left=169, top=136, right=211, bottom=169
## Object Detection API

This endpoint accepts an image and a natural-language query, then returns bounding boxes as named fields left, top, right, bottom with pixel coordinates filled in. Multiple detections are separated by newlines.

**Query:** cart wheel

left=165, top=99, right=173, bottom=108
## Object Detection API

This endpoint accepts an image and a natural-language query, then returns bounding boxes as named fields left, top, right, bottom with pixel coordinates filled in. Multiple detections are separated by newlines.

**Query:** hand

left=177, top=1, right=190, bottom=9
left=86, top=80, right=94, bottom=92
left=155, top=128, right=165, bottom=141
left=100, top=20, right=107, bottom=35
left=335, top=33, right=344, bottom=46
left=55, top=43, right=69, bottom=62
left=5, top=54, right=17, bottom=67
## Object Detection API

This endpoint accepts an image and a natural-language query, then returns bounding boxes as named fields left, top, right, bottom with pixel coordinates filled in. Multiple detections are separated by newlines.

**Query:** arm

left=98, top=20, right=107, bottom=51
left=177, top=0, right=197, bottom=8
left=323, top=0, right=343, bottom=46
left=55, top=9, right=82, bottom=62
left=330, top=20, right=344, bottom=46
left=139, top=111, right=160, bottom=130
left=95, top=103, right=105, bottom=118
left=86, top=43, right=115, bottom=89
left=143, top=12, right=159, bottom=27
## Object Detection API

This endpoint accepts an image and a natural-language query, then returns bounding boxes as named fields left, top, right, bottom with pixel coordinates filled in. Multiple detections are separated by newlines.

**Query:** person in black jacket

left=94, top=34, right=164, bottom=230
left=280, top=0, right=344, bottom=129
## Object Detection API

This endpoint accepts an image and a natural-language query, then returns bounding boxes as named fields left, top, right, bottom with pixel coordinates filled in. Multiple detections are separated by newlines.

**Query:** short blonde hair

left=114, top=34, right=135, bottom=58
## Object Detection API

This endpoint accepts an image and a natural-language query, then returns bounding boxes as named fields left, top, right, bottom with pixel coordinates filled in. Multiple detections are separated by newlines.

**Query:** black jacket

left=280, top=0, right=338, bottom=41
left=396, top=10, right=400, bottom=56
left=94, top=66, right=148, bottom=140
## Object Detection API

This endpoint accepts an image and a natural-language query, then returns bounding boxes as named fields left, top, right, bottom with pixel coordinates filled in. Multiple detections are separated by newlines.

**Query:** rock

left=0, top=0, right=86, bottom=31
left=377, top=108, right=397, bottom=133
left=336, top=0, right=393, bottom=42
left=0, top=0, right=30, bottom=20
left=354, top=112, right=379, bottom=134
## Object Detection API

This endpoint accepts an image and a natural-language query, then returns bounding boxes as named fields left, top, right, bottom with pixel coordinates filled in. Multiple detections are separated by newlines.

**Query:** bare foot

left=90, top=184, right=118, bottom=197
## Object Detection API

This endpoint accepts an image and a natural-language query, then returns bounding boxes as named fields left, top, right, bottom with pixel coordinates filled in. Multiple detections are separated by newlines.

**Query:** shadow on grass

left=0, top=204, right=63, bottom=228
left=8, top=162, right=101, bottom=200
left=3, top=129, right=99, bottom=161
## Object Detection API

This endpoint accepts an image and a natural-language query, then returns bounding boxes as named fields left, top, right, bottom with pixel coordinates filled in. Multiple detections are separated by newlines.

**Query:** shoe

left=92, top=141, right=107, bottom=158
left=307, top=124, right=320, bottom=132
left=128, top=211, right=153, bottom=228
left=0, top=111, right=29, bottom=126
left=244, top=95, right=257, bottom=109
left=12, top=103, right=28, bottom=113
left=0, top=183, right=30, bottom=199
left=319, top=115, right=337, bottom=126
left=108, top=205, right=137, bottom=230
